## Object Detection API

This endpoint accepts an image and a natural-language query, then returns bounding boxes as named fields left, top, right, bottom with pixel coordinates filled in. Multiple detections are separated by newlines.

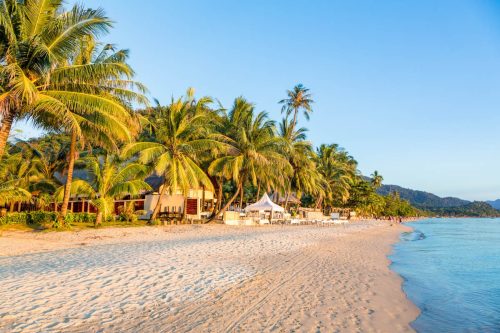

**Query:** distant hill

left=486, top=199, right=500, bottom=209
left=429, top=201, right=500, bottom=217
left=375, top=183, right=500, bottom=217
left=377, top=184, right=470, bottom=209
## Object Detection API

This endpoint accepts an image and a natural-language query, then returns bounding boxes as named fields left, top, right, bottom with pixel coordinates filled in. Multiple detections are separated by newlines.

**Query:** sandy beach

left=0, top=222, right=418, bottom=332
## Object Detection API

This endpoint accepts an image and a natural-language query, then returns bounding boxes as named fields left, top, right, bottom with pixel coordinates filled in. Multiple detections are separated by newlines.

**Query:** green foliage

left=29, top=211, right=57, bottom=225
left=427, top=202, right=500, bottom=217
left=0, top=212, right=98, bottom=226
left=64, top=213, right=97, bottom=224
left=0, top=213, right=29, bottom=225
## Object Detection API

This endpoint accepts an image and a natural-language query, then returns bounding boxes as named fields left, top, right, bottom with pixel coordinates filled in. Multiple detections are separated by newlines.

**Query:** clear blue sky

left=15, top=0, right=500, bottom=200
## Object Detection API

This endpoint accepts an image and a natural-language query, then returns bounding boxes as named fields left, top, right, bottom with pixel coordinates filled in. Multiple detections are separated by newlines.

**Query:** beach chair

left=259, top=219, right=270, bottom=225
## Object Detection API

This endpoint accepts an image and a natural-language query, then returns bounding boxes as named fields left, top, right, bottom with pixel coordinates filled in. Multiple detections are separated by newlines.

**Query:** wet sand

left=0, top=222, right=418, bottom=332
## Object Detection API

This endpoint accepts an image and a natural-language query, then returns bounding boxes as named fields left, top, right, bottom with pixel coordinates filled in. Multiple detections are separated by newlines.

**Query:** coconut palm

left=68, top=154, right=151, bottom=226
left=122, top=91, right=217, bottom=223
left=315, top=144, right=358, bottom=211
left=0, top=150, right=37, bottom=209
left=0, top=1, right=114, bottom=156
left=278, top=118, right=321, bottom=209
left=13, top=135, right=68, bottom=193
left=54, top=38, right=146, bottom=221
left=279, top=84, right=314, bottom=130
left=370, top=170, right=384, bottom=189
left=208, top=97, right=291, bottom=219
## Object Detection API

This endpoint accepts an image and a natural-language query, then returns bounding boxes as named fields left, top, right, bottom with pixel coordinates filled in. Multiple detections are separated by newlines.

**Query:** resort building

left=4, top=175, right=215, bottom=221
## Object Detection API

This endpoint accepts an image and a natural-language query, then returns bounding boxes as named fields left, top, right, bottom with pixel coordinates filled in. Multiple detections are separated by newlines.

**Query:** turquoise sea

left=391, top=218, right=500, bottom=333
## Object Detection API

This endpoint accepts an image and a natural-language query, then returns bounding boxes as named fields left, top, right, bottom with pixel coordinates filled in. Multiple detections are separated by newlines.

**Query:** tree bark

left=207, top=182, right=241, bottom=223
left=182, top=192, right=188, bottom=223
left=95, top=210, right=103, bottom=227
left=201, top=185, right=205, bottom=213
left=291, top=108, right=298, bottom=130
left=216, top=179, right=223, bottom=212
left=60, top=130, right=77, bottom=220
left=284, top=191, right=291, bottom=211
left=211, top=179, right=222, bottom=216
left=149, top=182, right=168, bottom=223
left=0, top=111, right=14, bottom=157
left=315, top=195, right=323, bottom=209
left=239, top=185, right=244, bottom=210
left=256, top=182, right=261, bottom=201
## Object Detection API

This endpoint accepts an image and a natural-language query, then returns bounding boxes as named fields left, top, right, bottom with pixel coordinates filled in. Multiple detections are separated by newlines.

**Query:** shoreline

left=0, top=222, right=419, bottom=332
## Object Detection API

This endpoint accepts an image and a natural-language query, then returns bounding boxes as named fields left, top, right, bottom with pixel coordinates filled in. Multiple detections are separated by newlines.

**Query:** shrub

left=0, top=211, right=98, bottom=226
left=29, top=211, right=57, bottom=225
left=0, top=212, right=29, bottom=225
left=64, top=212, right=97, bottom=224
left=118, top=211, right=138, bottom=223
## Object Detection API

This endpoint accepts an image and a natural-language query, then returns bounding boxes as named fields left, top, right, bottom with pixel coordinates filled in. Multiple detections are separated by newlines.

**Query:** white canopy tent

left=245, top=193, right=285, bottom=213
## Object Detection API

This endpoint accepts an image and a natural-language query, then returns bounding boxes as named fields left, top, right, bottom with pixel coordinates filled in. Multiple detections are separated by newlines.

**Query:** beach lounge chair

left=259, top=219, right=270, bottom=225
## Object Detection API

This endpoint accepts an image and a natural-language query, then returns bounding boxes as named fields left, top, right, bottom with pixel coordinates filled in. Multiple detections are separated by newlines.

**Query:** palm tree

left=279, top=84, right=314, bottom=130
left=315, top=144, right=358, bottom=211
left=370, top=170, right=383, bottom=189
left=278, top=118, right=321, bottom=210
left=208, top=97, right=291, bottom=219
left=122, top=91, right=216, bottom=223
left=0, top=150, right=37, bottom=210
left=14, top=135, right=68, bottom=194
left=53, top=37, right=146, bottom=221
left=69, top=154, right=151, bottom=226
left=0, top=1, right=113, bottom=156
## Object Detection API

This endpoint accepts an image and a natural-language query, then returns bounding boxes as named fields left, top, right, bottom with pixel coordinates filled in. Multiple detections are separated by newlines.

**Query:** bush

left=118, top=211, right=138, bottom=223
left=29, top=211, right=57, bottom=225
left=0, top=212, right=29, bottom=225
left=0, top=211, right=97, bottom=226
left=64, top=212, right=97, bottom=224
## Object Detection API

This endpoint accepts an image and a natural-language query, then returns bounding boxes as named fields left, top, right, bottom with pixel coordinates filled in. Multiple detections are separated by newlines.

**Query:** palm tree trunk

left=239, top=186, right=244, bottom=210
left=207, top=182, right=241, bottom=223
left=256, top=182, right=261, bottom=201
left=284, top=191, right=291, bottom=211
left=0, top=111, right=14, bottom=157
left=292, top=109, right=298, bottom=130
left=216, top=179, right=223, bottom=211
left=149, top=183, right=168, bottom=223
left=95, top=210, right=103, bottom=227
left=201, top=185, right=205, bottom=213
left=315, top=195, right=323, bottom=209
left=60, top=130, right=77, bottom=219
left=182, top=193, right=188, bottom=223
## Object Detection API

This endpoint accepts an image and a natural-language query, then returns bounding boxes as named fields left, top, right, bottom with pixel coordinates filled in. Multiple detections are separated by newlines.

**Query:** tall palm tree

left=0, top=1, right=113, bottom=156
left=278, top=118, right=321, bottom=209
left=54, top=38, right=146, bottom=221
left=315, top=144, right=358, bottom=211
left=208, top=97, right=291, bottom=219
left=69, top=154, right=151, bottom=226
left=279, top=84, right=314, bottom=130
left=122, top=91, right=216, bottom=223
left=370, top=170, right=384, bottom=189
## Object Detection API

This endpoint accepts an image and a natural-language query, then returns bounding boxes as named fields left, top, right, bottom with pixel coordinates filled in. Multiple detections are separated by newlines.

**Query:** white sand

left=0, top=222, right=418, bottom=332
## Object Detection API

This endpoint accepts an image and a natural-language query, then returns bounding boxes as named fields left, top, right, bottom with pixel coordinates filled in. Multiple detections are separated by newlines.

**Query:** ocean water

left=391, top=218, right=500, bottom=333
